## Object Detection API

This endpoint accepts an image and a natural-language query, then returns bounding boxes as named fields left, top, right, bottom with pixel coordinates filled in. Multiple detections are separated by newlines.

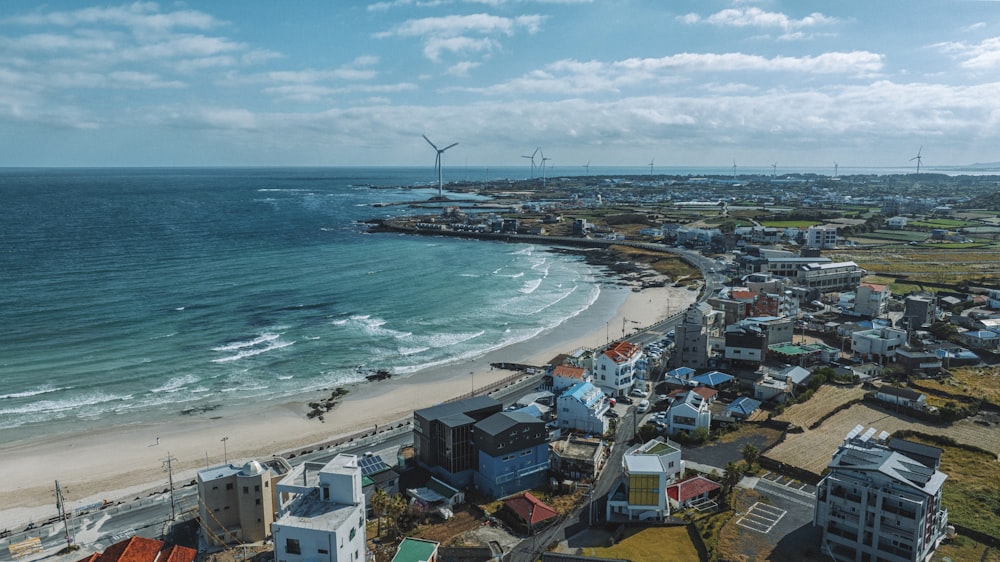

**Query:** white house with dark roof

left=665, top=391, right=712, bottom=437
left=874, top=385, right=927, bottom=411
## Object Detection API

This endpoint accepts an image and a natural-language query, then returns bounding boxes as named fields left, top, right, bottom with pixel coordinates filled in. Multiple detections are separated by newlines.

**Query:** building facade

left=594, top=341, right=643, bottom=397
left=472, top=411, right=550, bottom=498
left=412, top=396, right=503, bottom=489
left=556, top=381, right=609, bottom=435
left=606, top=438, right=683, bottom=522
left=814, top=434, right=948, bottom=562
left=196, top=458, right=291, bottom=545
left=273, top=455, right=367, bottom=562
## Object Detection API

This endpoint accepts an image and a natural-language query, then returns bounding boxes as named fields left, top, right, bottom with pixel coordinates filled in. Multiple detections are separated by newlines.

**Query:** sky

left=2, top=0, right=1000, bottom=170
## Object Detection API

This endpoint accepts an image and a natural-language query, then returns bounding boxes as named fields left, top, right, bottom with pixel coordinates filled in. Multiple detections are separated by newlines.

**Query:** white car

left=629, top=388, right=648, bottom=398
left=636, top=399, right=650, bottom=413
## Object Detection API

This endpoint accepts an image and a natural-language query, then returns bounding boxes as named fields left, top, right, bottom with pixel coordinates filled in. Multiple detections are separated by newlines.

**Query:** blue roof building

left=692, top=371, right=733, bottom=388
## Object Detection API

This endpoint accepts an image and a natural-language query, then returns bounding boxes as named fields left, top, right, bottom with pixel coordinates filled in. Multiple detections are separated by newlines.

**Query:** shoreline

left=0, top=280, right=694, bottom=529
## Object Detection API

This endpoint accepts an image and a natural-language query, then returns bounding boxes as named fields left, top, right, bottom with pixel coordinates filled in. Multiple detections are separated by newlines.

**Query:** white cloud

left=446, top=60, right=481, bottom=76
left=934, top=36, right=1000, bottom=70
left=680, top=7, right=838, bottom=32
left=375, top=13, right=545, bottom=62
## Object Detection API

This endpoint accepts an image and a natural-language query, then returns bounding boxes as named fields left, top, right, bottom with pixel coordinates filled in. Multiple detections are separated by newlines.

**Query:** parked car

left=629, top=388, right=648, bottom=398
left=619, top=396, right=634, bottom=405
left=605, top=409, right=619, bottom=418
left=637, top=399, right=650, bottom=413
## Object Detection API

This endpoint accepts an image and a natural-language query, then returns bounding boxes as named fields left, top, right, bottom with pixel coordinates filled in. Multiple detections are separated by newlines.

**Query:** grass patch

left=581, top=525, right=700, bottom=562
left=905, top=435, right=1000, bottom=538
left=916, top=366, right=1000, bottom=405
left=608, top=244, right=702, bottom=279
left=936, top=534, right=1000, bottom=562
left=908, top=218, right=976, bottom=229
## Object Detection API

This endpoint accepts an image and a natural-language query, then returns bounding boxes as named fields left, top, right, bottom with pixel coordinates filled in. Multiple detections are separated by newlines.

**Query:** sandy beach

left=0, top=282, right=695, bottom=529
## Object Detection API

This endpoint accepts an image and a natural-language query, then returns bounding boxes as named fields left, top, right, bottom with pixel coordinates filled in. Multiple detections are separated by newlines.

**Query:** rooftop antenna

left=910, top=146, right=923, bottom=174
left=521, top=147, right=539, bottom=178
left=423, top=134, right=458, bottom=197
left=649, top=158, right=654, bottom=176
left=834, top=161, right=839, bottom=178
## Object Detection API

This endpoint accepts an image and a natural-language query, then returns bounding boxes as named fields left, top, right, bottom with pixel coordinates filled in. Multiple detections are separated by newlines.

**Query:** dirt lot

left=768, top=403, right=1000, bottom=476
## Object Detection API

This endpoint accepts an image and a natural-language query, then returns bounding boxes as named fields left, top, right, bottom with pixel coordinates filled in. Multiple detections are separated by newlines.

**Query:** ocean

left=0, top=167, right=609, bottom=445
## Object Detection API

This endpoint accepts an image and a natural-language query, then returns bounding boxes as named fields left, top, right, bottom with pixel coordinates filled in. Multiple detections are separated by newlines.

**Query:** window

left=318, top=549, right=328, bottom=554
left=243, top=486, right=249, bottom=494
left=285, top=539, right=301, bottom=555
left=521, top=450, right=531, bottom=456
left=226, top=483, right=233, bottom=491
left=349, top=527, right=356, bottom=540
left=255, top=484, right=261, bottom=492
left=255, top=498, right=261, bottom=505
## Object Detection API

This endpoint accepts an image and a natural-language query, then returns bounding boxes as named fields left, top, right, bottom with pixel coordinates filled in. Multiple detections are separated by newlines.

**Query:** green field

left=907, top=218, right=976, bottom=228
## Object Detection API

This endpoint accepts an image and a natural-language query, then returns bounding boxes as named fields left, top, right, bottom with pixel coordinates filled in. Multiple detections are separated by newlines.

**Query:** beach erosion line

left=0, top=280, right=694, bottom=529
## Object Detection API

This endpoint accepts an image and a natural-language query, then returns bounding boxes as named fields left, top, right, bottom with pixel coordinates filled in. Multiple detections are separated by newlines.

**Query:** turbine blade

left=442, top=142, right=458, bottom=152
left=422, top=134, right=438, bottom=150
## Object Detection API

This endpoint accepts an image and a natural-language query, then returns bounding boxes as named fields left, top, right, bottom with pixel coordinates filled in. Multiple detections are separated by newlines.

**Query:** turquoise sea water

left=0, top=168, right=605, bottom=443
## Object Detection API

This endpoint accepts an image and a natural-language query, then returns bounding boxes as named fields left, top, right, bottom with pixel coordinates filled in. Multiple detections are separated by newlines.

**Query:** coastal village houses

left=412, top=396, right=503, bottom=490
left=272, top=454, right=367, bottom=562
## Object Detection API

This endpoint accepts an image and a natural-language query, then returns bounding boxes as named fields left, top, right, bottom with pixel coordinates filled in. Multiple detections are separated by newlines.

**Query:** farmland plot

left=768, top=403, right=1000, bottom=476
left=774, top=385, right=866, bottom=429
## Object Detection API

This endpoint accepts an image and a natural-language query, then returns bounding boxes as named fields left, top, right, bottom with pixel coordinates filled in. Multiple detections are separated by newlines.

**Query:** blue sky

left=2, top=1, right=1000, bottom=169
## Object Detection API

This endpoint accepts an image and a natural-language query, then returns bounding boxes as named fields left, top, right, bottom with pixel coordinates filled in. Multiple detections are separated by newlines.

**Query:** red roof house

left=75, top=536, right=196, bottom=562
left=666, top=475, right=721, bottom=509
left=501, top=492, right=557, bottom=532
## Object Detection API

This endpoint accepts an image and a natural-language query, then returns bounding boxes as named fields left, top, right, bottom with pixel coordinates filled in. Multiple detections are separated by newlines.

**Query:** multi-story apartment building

left=805, top=225, right=839, bottom=250
left=671, top=302, right=724, bottom=370
left=814, top=432, right=949, bottom=562
left=798, top=261, right=866, bottom=293
left=556, top=381, right=609, bottom=435
left=412, top=396, right=503, bottom=489
left=273, top=454, right=367, bottom=562
left=594, top=340, right=643, bottom=398
left=196, top=457, right=291, bottom=545
left=854, top=282, right=891, bottom=319
left=472, top=411, right=549, bottom=498
left=852, top=327, right=907, bottom=363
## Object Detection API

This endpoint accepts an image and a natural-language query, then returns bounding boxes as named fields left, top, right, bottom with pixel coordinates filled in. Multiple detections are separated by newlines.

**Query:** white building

left=665, top=391, right=712, bottom=437
left=851, top=326, right=907, bottom=363
left=606, top=438, right=684, bottom=522
left=556, top=381, right=609, bottom=435
left=273, top=454, right=367, bottom=562
left=815, top=432, right=949, bottom=562
left=854, top=282, right=891, bottom=319
left=594, top=341, right=643, bottom=398
left=805, top=225, right=838, bottom=250
left=551, top=364, right=590, bottom=394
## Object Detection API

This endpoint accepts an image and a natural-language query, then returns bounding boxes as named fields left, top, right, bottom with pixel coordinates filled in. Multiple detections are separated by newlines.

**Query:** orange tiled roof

left=603, top=341, right=640, bottom=363
left=667, top=475, right=721, bottom=503
left=504, top=492, right=557, bottom=525
left=859, top=282, right=888, bottom=292
left=553, top=365, right=585, bottom=379
left=75, top=536, right=196, bottom=562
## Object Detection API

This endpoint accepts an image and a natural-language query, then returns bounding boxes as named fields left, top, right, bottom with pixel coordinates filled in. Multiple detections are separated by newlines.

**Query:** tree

left=385, top=493, right=408, bottom=537
left=370, top=488, right=389, bottom=537
left=741, top=443, right=760, bottom=468
left=720, top=461, right=745, bottom=506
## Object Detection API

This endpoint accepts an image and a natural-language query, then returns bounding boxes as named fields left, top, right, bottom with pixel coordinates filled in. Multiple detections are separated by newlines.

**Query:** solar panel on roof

left=877, top=431, right=890, bottom=443
left=358, top=454, right=391, bottom=476
left=860, top=427, right=877, bottom=442
left=846, top=424, right=864, bottom=440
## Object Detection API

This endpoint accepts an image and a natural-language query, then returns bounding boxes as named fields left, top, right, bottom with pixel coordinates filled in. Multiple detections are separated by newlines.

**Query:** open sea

left=0, top=167, right=612, bottom=445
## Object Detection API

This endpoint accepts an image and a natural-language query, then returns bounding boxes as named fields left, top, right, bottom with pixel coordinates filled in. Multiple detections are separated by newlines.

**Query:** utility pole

left=162, top=453, right=177, bottom=522
left=54, top=480, right=73, bottom=548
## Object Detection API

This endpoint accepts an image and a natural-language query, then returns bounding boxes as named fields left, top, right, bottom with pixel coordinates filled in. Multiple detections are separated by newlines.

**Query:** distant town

left=10, top=172, right=1000, bottom=562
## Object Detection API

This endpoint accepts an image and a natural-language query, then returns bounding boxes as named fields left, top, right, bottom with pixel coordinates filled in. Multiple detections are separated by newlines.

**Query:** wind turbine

left=771, top=162, right=777, bottom=178
left=732, top=160, right=737, bottom=180
left=584, top=160, right=590, bottom=174
left=834, top=161, right=839, bottom=178
left=521, top=147, right=539, bottom=178
left=423, top=134, right=458, bottom=198
left=910, top=146, right=923, bottom=174
left=649, top=159, right=655, bottom=176
left=539, top=149, right=550, bottom=187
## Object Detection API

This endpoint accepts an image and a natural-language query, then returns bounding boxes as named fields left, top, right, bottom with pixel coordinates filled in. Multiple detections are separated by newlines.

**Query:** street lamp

left=221, top=436, right=229, bottom=464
